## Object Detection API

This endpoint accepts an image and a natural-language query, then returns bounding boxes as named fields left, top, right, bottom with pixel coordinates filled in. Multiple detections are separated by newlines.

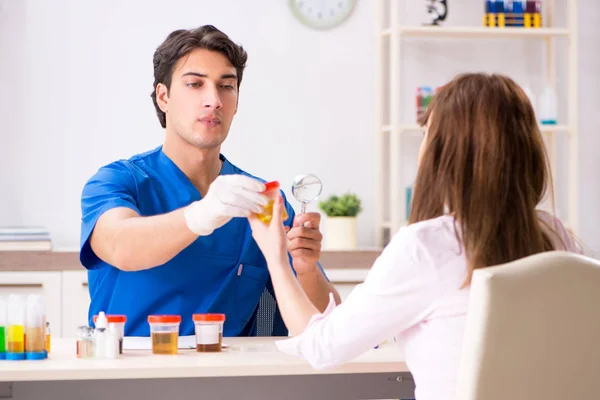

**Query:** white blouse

left=276, top=212, right=580, bottom=400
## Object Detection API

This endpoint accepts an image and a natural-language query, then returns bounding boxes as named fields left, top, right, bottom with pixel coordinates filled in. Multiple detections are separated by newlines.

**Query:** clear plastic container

left=76, top=326, right=95, bottom=358
left=94, top=314, right=126, bottom=354
left=7, top=294, right=25, bottom=360
left=148, top=315, right=180, bottom=355
left=25, top=294, right=47, bottom=360
left=193, top=314, right=226, bottom=352
left=539, top=85, right=557, bottom=125
left=256, top=181, right=288, bottom=224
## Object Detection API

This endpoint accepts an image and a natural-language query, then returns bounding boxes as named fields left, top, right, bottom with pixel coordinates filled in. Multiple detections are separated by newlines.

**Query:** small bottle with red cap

left=148, top=315, right=181, bottom=355
left=256, top=181, right=288, bottom=224
left=193, top=313, right=226, bottom=352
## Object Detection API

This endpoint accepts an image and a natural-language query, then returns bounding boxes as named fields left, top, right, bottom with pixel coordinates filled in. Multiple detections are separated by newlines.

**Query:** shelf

left=539, top=125, right=572, bottom=134
left=382, top=220, right=407, bottom=230
left=381, top=26, right=571, bottom=39
left=376, top=0, right=578, bottom=247
left=382, top=124, right=571, bottom=134
left=382, top=124, right=422, bottom=133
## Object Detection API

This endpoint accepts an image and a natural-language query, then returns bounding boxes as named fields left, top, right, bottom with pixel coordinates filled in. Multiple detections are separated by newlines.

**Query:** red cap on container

left=148, top=315, right=181, bottom=324
left=192, top=313, right=226, bottom=322
left=93, top=314, right=127, bottom=323
left=262, top=181, right=280, bottom=193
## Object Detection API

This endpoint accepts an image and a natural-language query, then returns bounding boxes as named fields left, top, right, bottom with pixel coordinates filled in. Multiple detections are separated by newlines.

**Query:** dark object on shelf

left=424, top=0, right=448, bottom=26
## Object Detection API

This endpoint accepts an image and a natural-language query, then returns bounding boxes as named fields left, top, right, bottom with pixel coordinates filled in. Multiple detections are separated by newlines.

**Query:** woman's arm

left=248, top=196, right=440, bottom=369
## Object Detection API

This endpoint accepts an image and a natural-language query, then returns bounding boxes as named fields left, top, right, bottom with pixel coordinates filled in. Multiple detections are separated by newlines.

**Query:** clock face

left=289, top=0, right=357, bottom=30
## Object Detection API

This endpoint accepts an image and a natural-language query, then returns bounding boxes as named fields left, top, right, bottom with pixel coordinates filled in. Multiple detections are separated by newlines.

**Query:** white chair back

left=457, top=251, right=600, bottom=400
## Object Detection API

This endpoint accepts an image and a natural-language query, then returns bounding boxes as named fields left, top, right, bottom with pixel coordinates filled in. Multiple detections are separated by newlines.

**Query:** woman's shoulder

left=400, top=215, right=460, bottom=244
left=388, top=215, right=464, bottom=266
left=536, top=210, right=582, bottom=253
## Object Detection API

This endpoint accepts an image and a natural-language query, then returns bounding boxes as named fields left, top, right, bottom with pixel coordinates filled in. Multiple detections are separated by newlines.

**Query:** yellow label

left=484, top=14, right=491, bottom=27
left=497, top=13, right=505, bottom=27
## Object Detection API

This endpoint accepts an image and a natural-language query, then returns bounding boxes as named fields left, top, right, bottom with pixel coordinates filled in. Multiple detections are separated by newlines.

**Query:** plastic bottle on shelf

left=539, top=85, right=558, bottom=125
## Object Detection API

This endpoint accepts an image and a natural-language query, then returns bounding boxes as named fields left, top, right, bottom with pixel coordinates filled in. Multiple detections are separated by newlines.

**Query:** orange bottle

left=256, top=181, right=288, bottom=224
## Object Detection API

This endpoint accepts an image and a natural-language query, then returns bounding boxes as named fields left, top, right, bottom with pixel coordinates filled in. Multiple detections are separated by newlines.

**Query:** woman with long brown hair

left=247, top=73, right=580, bottom=400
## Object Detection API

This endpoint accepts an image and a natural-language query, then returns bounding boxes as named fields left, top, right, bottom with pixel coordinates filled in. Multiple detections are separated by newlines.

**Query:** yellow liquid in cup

left=256, top=200, right=288, bottom=224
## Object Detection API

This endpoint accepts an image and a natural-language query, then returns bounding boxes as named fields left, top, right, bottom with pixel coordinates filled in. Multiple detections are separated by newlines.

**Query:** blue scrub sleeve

left=80, top=162, right=141, bottom=270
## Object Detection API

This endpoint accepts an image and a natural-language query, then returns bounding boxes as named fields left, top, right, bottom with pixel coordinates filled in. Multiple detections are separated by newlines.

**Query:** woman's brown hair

left=410, top=73, right=561, bottom=286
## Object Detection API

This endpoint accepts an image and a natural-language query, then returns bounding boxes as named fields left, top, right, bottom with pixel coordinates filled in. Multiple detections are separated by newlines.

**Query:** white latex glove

left=184, top=175, right=268, bottom=236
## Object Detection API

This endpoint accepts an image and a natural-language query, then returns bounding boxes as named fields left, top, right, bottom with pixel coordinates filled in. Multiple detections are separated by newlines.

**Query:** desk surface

left=0, top=337, right=407, bottom=382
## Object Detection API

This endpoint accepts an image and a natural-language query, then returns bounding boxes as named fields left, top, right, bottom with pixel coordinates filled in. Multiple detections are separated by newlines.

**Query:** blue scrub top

left=80, top=146, right=304, bottom=337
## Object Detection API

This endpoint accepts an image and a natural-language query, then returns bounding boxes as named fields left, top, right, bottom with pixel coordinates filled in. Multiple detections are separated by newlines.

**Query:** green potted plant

left=318, top=193, right=362, bottom=250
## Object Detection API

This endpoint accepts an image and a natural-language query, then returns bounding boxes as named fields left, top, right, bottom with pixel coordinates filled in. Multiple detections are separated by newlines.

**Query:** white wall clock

left=289, top=0, right=357, bottom=30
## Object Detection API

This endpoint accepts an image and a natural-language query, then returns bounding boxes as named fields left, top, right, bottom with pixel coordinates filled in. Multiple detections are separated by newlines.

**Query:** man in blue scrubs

left=80, top=25, right=341, bottom=337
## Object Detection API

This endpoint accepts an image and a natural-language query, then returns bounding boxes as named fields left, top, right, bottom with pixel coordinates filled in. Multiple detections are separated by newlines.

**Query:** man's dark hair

left=150, top=25, right=248, bottom=128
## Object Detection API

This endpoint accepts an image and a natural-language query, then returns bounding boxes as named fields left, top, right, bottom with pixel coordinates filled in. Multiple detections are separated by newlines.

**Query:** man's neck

left=162, top=133, right=223, bottom=197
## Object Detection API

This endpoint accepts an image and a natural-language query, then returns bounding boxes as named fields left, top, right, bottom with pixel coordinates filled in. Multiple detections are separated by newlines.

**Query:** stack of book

left=0, top=226, right=52, bottom=251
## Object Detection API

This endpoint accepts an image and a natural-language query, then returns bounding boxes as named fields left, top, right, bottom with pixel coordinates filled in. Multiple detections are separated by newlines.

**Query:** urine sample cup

left=6, top=294, right=25, bottom=360
left=256, top=181, right=288, bottom=224
left=25, top=295, right=47, bottom=360
left=94, top=314, right=126, bottom=354
left=148, top=315, right=180, bottom=355
left=193, top=314, right=226, bottom=352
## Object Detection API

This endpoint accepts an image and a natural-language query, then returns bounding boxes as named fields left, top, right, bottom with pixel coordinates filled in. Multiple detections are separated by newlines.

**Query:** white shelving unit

left=385, top=26, right=570, bottom=38
left=375, top=0, right=578, bottom=247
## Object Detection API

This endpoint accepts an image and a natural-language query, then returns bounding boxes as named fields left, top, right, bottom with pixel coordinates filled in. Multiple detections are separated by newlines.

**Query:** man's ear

left=156, top=83, right=169, bottom=113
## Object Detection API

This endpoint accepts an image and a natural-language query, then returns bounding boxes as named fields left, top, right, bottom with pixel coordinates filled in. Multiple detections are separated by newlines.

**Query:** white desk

left=0, top=337, right=415, bottom=400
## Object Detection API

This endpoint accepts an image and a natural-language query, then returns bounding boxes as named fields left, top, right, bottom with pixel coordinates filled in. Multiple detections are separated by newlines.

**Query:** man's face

left=157, top=48, right=239, bottom=149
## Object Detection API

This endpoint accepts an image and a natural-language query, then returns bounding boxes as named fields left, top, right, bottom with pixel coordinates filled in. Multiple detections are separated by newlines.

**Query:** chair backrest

left=457, top=251, right=600, bottom=400
left=256, top=287, right=277, bottom=336
left=255, top=278, right=288, bottom=337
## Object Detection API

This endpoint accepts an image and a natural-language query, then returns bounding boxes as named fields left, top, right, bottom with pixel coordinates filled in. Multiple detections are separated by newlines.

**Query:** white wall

left=1, top=0, right=377, bottom=249
left=575, top=0, right=600, bottom=256
left=0, top=0, right=25, bottom=225
left=0, top=0, right=598, bottom=254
